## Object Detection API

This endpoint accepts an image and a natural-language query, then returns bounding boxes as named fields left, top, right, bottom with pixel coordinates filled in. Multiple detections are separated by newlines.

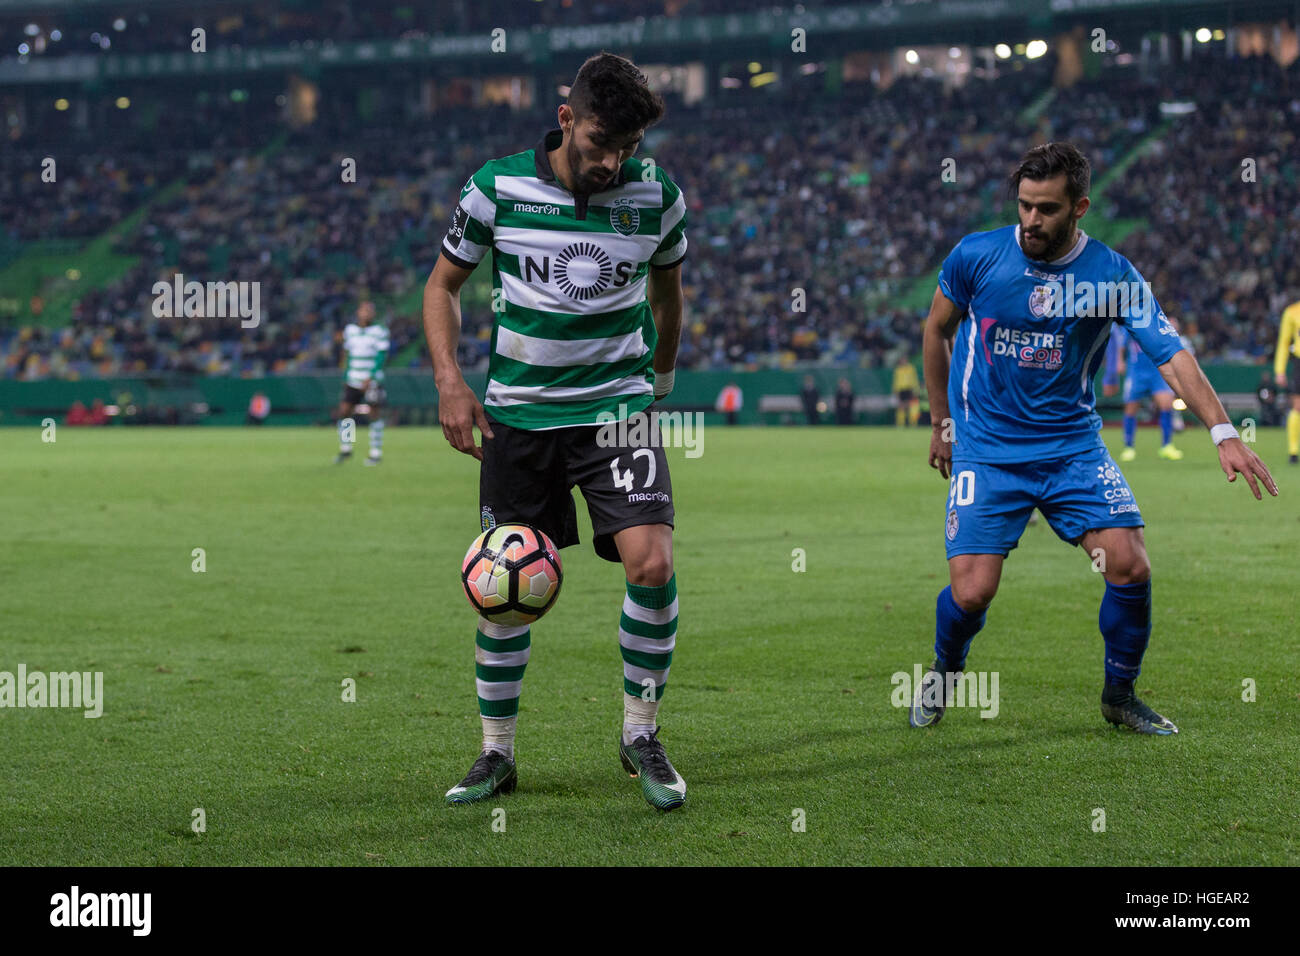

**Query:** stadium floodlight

left=24, top=23, right=39, bottom=36
left=18, top=42, right=30, bottom=55
left=50, top=29, right=62, bottom=41
left=994, top=43, right=1011, bottom=59
left=113, top=18, right=126, bottom=31
left=949, top=47, right=961, bottom=58
left=55, top=98, right=69, bottom=110
left=115, top=97, right=130, bottom=109
left=905, top=49, right=919, bottom=64
left=1195, top=28, right=1212, bottom=43
left=1025, top=40, right=1048, bottom=59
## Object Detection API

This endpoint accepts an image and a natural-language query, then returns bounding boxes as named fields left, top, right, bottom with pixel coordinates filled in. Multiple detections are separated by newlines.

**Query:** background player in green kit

left=423, top=53, right=689, bottom=811
left=334, top=299, right=389, bottom=466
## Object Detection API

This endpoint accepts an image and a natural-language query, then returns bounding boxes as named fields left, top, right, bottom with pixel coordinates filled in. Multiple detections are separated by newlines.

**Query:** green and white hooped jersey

left=343, top=323, right=389, bottom=389
left=441, top=128, right=688, bottom=430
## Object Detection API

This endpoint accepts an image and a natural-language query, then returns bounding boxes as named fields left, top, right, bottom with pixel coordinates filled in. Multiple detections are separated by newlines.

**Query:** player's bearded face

left=1017, top=178, right=1083, bottom=261
left=1020, top=215, right=1072, bottom=261
left=565, top=116, right=641, bottom=194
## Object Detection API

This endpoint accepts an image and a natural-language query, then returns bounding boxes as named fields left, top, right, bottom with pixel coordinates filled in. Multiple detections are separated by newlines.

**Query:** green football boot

left=445, top=749, right=517, bottom=805
left=1101, top=684, right=1179, bottom=735
left=619, top=727, right=686, bottom=811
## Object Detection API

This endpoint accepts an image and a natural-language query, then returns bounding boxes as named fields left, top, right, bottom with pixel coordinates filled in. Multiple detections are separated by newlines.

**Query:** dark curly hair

left=1008, top=142, right=1091, bottom=205
left=567, top=52, right=666, bottom=144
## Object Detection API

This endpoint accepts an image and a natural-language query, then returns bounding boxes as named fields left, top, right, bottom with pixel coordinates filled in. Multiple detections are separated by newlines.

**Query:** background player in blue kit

left=913, top=142, right=1277, bottom=735
left=1103, top=323, right=1183, bottom=461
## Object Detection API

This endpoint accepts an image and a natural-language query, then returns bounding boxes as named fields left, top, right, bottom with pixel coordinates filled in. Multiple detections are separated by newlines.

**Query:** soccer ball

left=461, top=524, right=563, bottom=626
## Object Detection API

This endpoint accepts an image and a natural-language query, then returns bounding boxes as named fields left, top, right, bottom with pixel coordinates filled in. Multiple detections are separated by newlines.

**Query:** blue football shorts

left=943, top=445, right=1144, bottom=558
left=1123, top=363, right=1172, bottom=403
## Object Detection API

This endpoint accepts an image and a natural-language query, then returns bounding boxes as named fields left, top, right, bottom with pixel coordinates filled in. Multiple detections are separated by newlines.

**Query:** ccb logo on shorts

left=946, top=509, right=959, bottom=541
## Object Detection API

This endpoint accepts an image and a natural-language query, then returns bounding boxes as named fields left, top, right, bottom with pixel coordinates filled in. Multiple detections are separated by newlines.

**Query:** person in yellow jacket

left=893, top=354, right=921, bottom=427
left=1275, top=299, right=1300, bottom=464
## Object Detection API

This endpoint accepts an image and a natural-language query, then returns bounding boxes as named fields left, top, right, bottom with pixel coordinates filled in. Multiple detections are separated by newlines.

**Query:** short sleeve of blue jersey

left=938, top=239, right=973, bottom=313
left=1114, top=258, right=1182, bottom=368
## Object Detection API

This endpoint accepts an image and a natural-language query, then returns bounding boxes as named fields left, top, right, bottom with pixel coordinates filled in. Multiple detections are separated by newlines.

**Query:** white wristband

left=653, top=368, right=675, bottom=399
left=1210, top=423, right=1239, bottom=445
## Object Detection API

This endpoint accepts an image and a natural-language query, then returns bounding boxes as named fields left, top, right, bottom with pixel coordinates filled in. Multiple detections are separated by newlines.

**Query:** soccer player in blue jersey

left=912, top=142, right=1277, bottom=735
left=1102, top=323, right=1183, bottom=461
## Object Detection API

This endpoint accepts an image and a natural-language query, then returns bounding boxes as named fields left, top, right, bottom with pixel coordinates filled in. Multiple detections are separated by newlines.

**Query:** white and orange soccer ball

left=461, top=524, right=563, bottom=626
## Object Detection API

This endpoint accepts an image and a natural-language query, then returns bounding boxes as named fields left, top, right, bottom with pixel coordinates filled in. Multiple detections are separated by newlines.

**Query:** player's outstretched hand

left=929, top=421, right=953, bottom=480
left=439, top=379, right=494, bottom=461
left=1218, top=437, right=1278, bottom=500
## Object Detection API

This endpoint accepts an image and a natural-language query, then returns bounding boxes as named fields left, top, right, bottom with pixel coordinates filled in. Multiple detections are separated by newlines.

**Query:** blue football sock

left=933, top=585, right=986, bottom=673
left=1099, top=579, right=1151, bottom=686
left=1158, top=409, right=1173, bottom=445
left=1123, top=414, right=1137, bottom=448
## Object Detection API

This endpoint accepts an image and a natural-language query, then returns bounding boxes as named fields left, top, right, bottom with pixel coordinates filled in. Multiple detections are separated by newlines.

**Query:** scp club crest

left=610, top=199, right=639, bottom=236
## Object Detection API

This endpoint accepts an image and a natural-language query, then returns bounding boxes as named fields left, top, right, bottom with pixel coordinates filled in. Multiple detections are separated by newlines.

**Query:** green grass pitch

left=2, top=424, right=1297, bottom=865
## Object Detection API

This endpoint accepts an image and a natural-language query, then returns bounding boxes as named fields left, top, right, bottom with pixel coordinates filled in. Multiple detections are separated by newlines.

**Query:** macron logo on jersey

left=979, top=319, right=1065, bottom=370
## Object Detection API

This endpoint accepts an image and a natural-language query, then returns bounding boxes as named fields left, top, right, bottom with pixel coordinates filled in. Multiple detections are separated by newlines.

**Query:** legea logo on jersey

left=980, top=320, right=1065, bottom=370
left=522, top=243, right=638, bottom=301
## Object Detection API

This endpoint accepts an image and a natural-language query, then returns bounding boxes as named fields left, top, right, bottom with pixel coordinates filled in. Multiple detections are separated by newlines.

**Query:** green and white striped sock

left=619, top=574, right=677, bottom=744
left=475, top=618, right=530, bottom=756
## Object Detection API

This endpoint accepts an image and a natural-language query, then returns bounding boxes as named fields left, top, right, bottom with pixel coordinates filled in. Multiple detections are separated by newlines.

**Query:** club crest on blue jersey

left=1028, top=284, right=1057, bottom=318
left=946, top=509, right=959, bottom=541
left=481, top=506, right=496, bottom=532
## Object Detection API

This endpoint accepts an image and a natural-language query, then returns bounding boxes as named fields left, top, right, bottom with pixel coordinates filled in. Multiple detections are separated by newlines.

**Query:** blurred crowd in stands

left=2, top=1, right=861, bottom=60
left=2, top=49, right=1297, bottom=381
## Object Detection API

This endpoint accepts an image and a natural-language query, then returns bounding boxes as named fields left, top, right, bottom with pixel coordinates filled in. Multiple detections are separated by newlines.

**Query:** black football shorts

left=479, top=406, right=675, bottom=563
left=341, top=383, right=385, bottom=406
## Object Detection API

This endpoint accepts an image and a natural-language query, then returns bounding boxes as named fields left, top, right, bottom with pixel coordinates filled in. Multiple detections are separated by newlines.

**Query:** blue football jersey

left=938, top=225, right=1183, bottom=464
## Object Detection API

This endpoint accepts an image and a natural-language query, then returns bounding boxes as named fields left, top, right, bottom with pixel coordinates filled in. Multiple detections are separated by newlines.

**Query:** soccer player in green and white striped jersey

left=425, top=53, right=689, bottom=811
left=334, top=300, right=390, bottom=466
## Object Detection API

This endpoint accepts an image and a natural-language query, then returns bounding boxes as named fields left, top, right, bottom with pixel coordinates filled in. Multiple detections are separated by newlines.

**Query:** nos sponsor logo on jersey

left=522, top=242, right=638, bottom=301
